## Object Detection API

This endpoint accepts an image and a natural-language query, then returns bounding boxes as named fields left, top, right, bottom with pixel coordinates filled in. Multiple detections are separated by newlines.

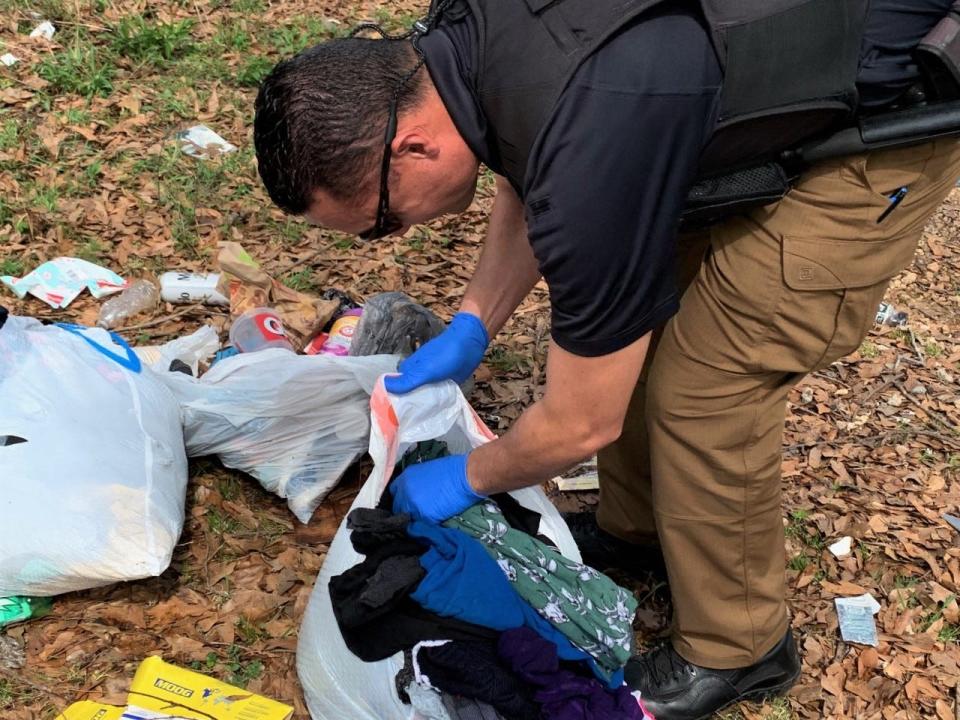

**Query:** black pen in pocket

left=877, top=186, right=908, bottom=223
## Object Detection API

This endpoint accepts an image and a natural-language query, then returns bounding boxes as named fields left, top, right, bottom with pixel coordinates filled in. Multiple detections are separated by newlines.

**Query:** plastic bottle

left=97, top=279, right=160, bottom=329
left=318, top=308, right=363, bottom=356
left=229, top=307, right=295, bottom=353
left=159, top=272, right=229, bottom=306
left=0, top=596, right=53, bottom=628
left=876, top=301, right=908, bottom=327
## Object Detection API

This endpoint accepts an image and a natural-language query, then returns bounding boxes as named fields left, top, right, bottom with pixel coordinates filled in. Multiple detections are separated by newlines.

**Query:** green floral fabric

left=445, top=501, right=637, bottom=676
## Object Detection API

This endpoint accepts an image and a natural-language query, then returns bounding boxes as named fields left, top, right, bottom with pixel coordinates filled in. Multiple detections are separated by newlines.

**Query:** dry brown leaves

left=0, top=1, right=959, bottom=718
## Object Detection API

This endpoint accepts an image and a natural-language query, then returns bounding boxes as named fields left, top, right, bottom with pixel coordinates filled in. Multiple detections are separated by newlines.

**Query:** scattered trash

left=321, top=287, right=361, bottom=317
left=556, top=472, right=600, bottom=492
left=349, top=291, right=444, bottom=357
left=0, top=53, right=19, bottom=67
left=154, top=350, right=397, bottom=523
left=828, top=536, right=853, bottom=559
left=212, top=345, right=239, bottom=366
left=303, top=331, right=329, bottom=355
left=56, top=656, right=293, bottom=720
left=97, top=278, right=160, bottom=329
left=229, top=306, right=295, bottom=353
left=1, top=257, right=126, bottom=309
left=875, top=301, right=908, bottom=327
left=0, top=596, right=52, bottom=628
left=944, top=513, right=960, bottom=533
left=56, top=701, right=124, bottom=720
left=318, top=307, right=363, bottom=356
left=217, top=242, right=340, bottom=352
left=160, top=270, right=229, bottom=306
left=126, top=656, right=293, bottom=719
left=835, top=593, right=881, bottom=646
left=0, top=316, right=187, bottom=596
left=175, top=124, right=237, bottom=159
left=0, top=634, right=25, bottom=671
left=29, top=20, right=55, bottom=39
left=138, top=324, right=220, bottom=376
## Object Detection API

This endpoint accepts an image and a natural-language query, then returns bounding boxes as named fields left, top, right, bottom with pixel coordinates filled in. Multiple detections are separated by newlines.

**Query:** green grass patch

left=858, top=340, right=879, bottom=359
left=236, top=55, right=275, bottom=87
left=265, top=18, right=345, bottom=57
left=0, top=116, right=20, bottom=150
left=0, top=257, right=25, bottom=276
left=110, top=16, right=196, bottom=64
left=207, top=507, right=244, bottom=536
left=283, top=268, right=319, bottom=293
left=213, top=22, right=253, bottom=52
left=487, top=347, right=530, bottom=374
left=74, top=237, right=106, bottom=263
left=37, top=40, right=116, bottom=99
left=37, top=39, right=115, bottom=98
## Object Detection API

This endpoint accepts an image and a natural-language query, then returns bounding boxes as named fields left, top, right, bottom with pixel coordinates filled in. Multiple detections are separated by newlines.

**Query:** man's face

left=304, top=135, right=481, bottom=239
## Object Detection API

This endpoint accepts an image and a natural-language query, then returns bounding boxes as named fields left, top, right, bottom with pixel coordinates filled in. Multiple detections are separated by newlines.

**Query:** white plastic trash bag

left=153, top=350, right=399, bottom=523
left=297, top=378, right=580, bottom=720
left=0, top=315, right=188, bottom=596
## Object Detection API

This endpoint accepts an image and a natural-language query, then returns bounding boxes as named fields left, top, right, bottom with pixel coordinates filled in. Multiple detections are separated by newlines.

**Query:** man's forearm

left=466, top=335, right=651, bottom=496
left=460, top=177, right=541, bottom=337
left=467, top=400, right=601, bottom=495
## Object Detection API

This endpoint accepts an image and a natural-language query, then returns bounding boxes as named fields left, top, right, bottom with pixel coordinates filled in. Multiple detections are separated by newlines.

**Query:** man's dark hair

left=254, top=38, right=424, bottom=215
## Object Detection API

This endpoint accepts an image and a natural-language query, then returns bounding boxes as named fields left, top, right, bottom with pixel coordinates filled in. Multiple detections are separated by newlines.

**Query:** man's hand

left=390, top=453, right=487, bottom=522
left=384, top=312, right=490, bottom=394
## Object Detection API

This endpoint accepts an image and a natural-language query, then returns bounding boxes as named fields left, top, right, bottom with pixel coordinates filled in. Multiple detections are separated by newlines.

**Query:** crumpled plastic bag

left=0, top=315, right=187, bottom=596
left=153, top=350, right=399, bottom=523
left=350, top=291, right=445, bottom=357
left=296, top=378, right=581, bottom=720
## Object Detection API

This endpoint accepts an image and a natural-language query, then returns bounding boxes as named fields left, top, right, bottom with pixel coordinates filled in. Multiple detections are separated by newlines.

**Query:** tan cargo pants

left=597, top=138, right=960, bottom=668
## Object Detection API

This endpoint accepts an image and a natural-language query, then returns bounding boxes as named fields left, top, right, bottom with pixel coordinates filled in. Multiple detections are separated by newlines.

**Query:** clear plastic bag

left=153, top=351, right=400, bottom=523
left=296, top=379, right=580, bottom=720
left=0, top=316, right=187, bottom=596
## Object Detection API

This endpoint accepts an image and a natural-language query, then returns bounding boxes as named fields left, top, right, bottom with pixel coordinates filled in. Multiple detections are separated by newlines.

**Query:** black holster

left=682, top=1, right=960, bottom=228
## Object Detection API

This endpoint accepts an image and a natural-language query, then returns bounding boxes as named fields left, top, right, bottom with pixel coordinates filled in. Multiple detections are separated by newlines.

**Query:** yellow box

left=56, top=701, right=125, bottom=720
left=126, top=656, right=293, bottom=720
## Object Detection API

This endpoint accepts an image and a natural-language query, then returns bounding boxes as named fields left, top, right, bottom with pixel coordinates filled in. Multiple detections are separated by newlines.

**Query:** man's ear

left=393, top=130, right=440, bottom=160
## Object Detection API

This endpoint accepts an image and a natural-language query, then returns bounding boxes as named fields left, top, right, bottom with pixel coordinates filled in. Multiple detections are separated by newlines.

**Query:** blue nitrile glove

left=384, top=312, right=489, bottom=394
left=390, top=454, right=486, bottom=523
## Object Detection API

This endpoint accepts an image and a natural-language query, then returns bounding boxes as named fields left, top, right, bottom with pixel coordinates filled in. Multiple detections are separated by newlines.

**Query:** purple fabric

left=498, top=628, right=646, bottom=720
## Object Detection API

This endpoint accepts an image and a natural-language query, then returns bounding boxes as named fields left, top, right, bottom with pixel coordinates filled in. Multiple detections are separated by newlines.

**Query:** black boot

left=562, top=511, right=667, bottom=579
left=625, top=629, right=801, bottom=720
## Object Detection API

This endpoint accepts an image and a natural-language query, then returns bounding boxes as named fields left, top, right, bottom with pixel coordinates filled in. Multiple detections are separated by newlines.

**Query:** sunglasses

left=358, top=96, right=405, bottom=240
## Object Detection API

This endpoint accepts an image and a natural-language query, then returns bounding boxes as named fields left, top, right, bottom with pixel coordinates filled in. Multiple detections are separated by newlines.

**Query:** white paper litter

left=835, top=594, right=881, bottom=646
left=556, top=472, right=600, bottom=492
left=944, top=514, right=960, bottom=533
left=175, top=124, right=237, bottom=159
left=828, top=536, right=853, bottom=558
left=0, top=53, right=19, bottom=67
left=1, top=257, right=126, bottom=308
left=29, top=21, right=55, bottom=40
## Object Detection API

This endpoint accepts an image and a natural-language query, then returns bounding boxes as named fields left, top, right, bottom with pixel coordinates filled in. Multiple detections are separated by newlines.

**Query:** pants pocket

left=776, top=234, right=916, bottom=370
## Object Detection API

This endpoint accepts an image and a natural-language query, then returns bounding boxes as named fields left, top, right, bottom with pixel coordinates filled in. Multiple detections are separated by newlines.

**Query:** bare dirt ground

left=1, top=1, right=959, bottom=718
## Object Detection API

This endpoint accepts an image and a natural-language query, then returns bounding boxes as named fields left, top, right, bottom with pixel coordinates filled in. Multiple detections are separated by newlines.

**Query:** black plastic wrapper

left=349, top=292, right=445, bottom=358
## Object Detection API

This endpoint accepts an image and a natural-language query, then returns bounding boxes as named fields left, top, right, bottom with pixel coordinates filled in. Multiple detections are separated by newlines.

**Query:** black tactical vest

left=433, top=0, right=870, bottom=192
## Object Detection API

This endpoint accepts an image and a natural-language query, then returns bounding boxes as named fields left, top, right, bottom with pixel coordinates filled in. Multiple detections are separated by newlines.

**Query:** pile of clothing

left=329, top=441, right=651, bottom=720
